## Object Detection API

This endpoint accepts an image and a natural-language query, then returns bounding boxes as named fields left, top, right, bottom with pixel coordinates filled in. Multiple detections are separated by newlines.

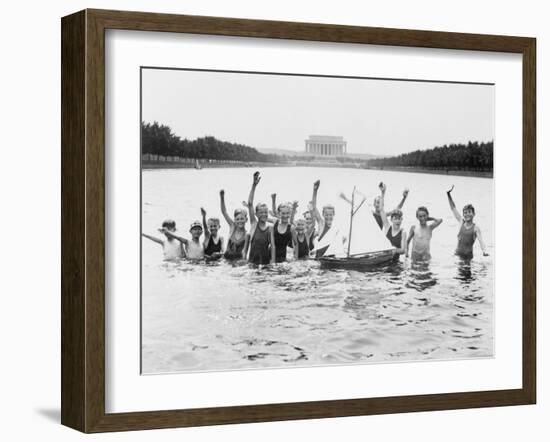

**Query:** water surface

left=141, top=167, right=494, bottom=373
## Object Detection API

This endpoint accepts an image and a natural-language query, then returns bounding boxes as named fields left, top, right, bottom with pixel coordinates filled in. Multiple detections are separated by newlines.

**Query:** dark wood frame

left=61, top=9, right=536, bottom=433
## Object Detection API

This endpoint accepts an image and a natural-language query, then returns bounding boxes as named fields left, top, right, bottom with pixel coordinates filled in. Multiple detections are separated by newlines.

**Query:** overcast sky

left=142, top=68, right=494, bottom=156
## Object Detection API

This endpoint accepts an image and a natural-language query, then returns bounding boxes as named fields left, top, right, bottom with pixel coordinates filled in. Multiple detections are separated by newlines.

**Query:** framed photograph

left=61, top=9, right=536, bottom=433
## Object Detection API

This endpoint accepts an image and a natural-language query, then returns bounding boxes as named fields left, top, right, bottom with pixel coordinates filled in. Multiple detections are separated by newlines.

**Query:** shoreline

left=142, top=161, right=493, bottom=178
left=362, top=166, right=493, bottom=178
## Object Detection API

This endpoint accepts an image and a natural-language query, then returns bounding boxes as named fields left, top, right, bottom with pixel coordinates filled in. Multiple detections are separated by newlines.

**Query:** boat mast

left=347, top=187, right=356, bottom=257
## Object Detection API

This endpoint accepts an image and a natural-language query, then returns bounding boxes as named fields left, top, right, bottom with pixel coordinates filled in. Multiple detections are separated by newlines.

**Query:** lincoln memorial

left=305, top=135, right=347, bottom=156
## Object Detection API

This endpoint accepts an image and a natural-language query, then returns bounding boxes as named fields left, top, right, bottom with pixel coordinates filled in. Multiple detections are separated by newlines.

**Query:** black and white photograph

left=140, top=67, right=494, bottom=374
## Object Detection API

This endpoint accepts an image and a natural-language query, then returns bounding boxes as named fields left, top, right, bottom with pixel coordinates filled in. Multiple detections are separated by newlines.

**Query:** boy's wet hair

left=255, top=202, right=269, bottom=213
left=416, top=206, right=429, bottom=217
left=277, top=202, right=292, bottom=212
left=161, top=219, right=176, bottom=229
left=463, top=204, right=476, bottom=215
left=233, top=208, right=248, bottom=219
left=207, top=217, right=220, bottom=225
left=322, top=204, right=335, bottom=215
left=390, top=209, right=403, bottom=220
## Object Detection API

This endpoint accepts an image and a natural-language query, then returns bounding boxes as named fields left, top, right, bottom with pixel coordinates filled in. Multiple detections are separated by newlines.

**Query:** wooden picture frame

left=61, top=9, right=536, bottom=433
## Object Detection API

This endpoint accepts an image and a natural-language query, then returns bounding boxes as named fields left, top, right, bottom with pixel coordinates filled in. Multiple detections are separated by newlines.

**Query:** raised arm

left=395, top=188, right=409, bottom=211
left=247, top=171, right=261, bottom=226
left=243, top=233, right=251, bottom=260
left=201, top=207, right=210, bottom=240
left=162, top=229, right=188, bottom=245
left=270, top=193, right=278, bottom=218
left=311, top=180, right=324, bottom=231
left=304, top=201, right=316, bottom=235
left=428, top=217, right=443, bottom=230
left=290, top=200, right=299, bottom=225
left=385, top=188, right=409, bottom=217
left=378, top=183, right=391, bottom=232
left=219, top=190, right=234, bottom=227
left=475, top=225, right=489, bottom=256
left=141, top=233, right=163, bottom=245
left=446, top=185, right=462, bottom=223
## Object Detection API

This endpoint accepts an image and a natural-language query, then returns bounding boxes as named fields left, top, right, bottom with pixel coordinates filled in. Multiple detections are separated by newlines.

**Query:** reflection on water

left=407, top=260, right=438, bottom=293
left=142, top=256, right=493, bottom=373
left=141, top=167, right=494, bottom=373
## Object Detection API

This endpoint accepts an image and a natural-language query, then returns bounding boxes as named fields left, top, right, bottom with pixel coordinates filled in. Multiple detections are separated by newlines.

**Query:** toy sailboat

left=317, top=186, right=395, bottom=270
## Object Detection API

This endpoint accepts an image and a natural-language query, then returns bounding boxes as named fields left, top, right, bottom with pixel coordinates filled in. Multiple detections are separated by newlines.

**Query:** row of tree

left=141, top=121, right=285, bottom=163
left=142, top=122, right=493, bottom=171
left=367, top=141, right=493, bottom=171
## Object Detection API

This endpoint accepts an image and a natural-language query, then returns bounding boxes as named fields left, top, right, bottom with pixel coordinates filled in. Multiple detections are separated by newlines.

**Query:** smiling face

left=462, top=207, right=475, bottom=222
left=256, top=203, right=269, bottom=223
left=278, top=205, right=291, bottom=223
left=373, top=196, right=381, bottom=213
left=234, top=210, right=247, bottom=229
left=416, top=209, right=429, bottom=226
left=208, top=219, right=220, bottom=236
left=295, top=219, right=306, bottom=234
left=190, top=226, right=203, bottom=240
left=391, top=214, right=403, bottom=229
left=322, top=206, right=335, bottom=227
left=303, top=212, right=313, bottom=228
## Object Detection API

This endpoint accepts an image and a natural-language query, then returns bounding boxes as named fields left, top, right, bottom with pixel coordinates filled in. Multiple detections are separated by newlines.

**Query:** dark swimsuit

left=456, top=222, right=476, bottom=260
left=386, top=227, right=403, bottom=248
left=386, top=227, right=403, bottom=262
left=204, top=235, right=222, bottom=256
left=224, top=232, right=246, bottom=260
left=296, top=236, right=309, bottom=259
left=273, top=221, right=292, bottom=263
left=248, top=224, right=271, bottom=265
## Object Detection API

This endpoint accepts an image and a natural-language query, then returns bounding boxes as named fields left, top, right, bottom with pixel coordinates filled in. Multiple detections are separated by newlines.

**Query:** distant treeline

left=141, top=121, right=285, bottom=163
left=368, top=141, right=493, bottom=171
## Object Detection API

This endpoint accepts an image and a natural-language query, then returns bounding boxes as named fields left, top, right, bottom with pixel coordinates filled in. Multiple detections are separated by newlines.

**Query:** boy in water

left=378, top=183, right=407, bottom=259
left=293, top=218, right=312, bottom=259
left=406, top=206, right=442, bottom=261
left=201, top=208, right=225, bottom=260
left=162, top=220, right=205, bottom=260
left=311, top=179, right=335, bottom=257
left=269, top=193, right=299, bottom=225
left=219, top=189, right=249, bottom=260
left=372, top=187, right=409, bottom=229
left=142, top=220, right=185, bottom=260
left=271, top=202, right=295, bottom=263
left=446, top=185, right=489, bottom=259
left=246, top=171, right=272, bottom=265
left=303, top=202, right=317, bottom=251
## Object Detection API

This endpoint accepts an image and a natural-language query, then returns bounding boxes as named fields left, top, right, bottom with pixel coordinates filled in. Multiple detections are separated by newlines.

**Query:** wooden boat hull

left=318, top=249, right=396, bottom=270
